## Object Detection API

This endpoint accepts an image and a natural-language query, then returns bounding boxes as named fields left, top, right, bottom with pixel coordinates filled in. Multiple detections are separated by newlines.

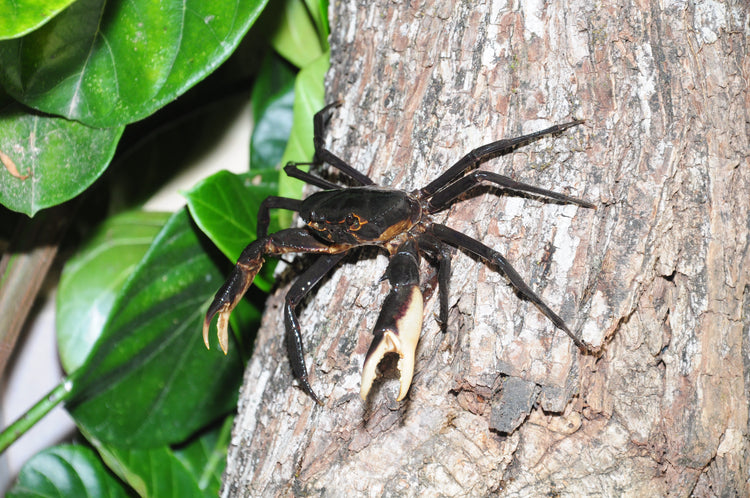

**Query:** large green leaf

left=270, top=0, right=325, bottom=68
left=304, top=0, right=330, bottom=42
left=0, top=104, right=123, bottom=216
left=57, top=210, right=170, bottom=373
left=66, top=209, right=246, bottom=447
left=0, top=0, right=76, bottom=40
left=87, top=416, right=230, bottom=497
left=96, top=444, right=201, bottom=497
left=185, top=169, right=280, bottom=292
left=0, top=0, right=269, bottom=127
left=278, top=50, right=328, bottom=202
left=250, top=54, right=296, bottom=171
left=171, top=419, right=230, bottom=496
left=7, top=445, right=131, bottom=498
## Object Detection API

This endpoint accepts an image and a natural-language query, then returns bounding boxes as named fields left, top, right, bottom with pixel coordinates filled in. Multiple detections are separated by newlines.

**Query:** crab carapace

left=203, top=103, right=595, bottom=404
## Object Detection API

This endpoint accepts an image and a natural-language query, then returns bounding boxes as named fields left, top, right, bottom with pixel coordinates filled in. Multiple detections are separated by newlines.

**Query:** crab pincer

left=361, top=240, right=424, bottom=401
left=203, top=244, right=264, bottom=354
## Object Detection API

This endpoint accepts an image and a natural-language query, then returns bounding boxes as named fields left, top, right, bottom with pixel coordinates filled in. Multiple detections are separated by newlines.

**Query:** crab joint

left=361, top=284, right=423, bottom=401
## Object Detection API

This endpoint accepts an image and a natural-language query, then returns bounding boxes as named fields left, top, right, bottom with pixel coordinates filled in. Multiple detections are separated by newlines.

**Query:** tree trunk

left=222, top=1, right=750, bottom=495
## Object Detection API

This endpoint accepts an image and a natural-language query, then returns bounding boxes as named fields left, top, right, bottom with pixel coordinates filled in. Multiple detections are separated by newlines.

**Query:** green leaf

left=278, top=50, right=329, bottom=202
left=0, top=0, right=269, bottom=127
left=270, top=0, right=324, bottom=68
left=86, top=416, right=231, bottom=497
left=66, top=209, right=245, bottom=447
left=250, top=54, right=296, bottom=171
left=304, top=0, right=330, bottom=42
left=91, top=440, right=199, bottom=498
left=0, top=104, right=123, bottom=216
left=185, top=169, right=280, bottom=292
left=7, top=444, right=130, bottom=498
left=0, top=0, right=77, bottom=41
left=57, top=210, right=170, bottom=373
left=172, top=416, right=232, bottom=494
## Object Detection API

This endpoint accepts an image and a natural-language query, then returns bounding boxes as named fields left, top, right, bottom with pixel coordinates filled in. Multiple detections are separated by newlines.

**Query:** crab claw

left=361, top=284, right=424, bottom=401
left=203, top=261, right=257, bottom=354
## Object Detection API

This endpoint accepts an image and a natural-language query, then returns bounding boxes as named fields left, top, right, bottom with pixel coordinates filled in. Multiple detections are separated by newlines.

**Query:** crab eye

left=346, top=213, right=361, bottom=230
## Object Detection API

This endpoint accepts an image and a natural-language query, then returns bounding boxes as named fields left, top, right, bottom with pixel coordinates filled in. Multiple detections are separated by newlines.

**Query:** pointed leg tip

left=300, top=379, right=323, bottom=405
left=581, top=200, right=597, bottom=209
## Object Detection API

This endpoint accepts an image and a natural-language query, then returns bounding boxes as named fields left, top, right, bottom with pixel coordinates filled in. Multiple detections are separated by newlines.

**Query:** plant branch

left=0, top=378, right=73, bottom=453
left=0, top=203, right=73, bottom=379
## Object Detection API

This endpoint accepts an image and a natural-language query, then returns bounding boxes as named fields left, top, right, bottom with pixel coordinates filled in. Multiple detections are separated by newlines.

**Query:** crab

left=203, top=103, right=595, bottom=404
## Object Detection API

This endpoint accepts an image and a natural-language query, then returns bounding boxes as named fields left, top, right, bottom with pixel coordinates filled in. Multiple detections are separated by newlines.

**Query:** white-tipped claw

left=360, top=286, right=423, bottom=401
left=216, top=310, right=230, bottom=355
left=203, top=304, right=231, bottom=355
left=202, top=320, right=211, bottom=350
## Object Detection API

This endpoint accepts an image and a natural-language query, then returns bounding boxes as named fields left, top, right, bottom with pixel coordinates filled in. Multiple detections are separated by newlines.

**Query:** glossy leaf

left=7, top=445, right=130, bottom=498
left=66, top=209, right=245, bottom=447
left=91, top=437, right=203, bottom=498
left=0, top=0, right=269, bottom=127
left=172, top=416, right=232, bottom=495
left=0, top=104, right=123, bottom=216
left=185, top=169, right=280, bottom=292
left=304, top=0, right=330, bottom=42
left=271, top=0, right=324, bottom=69
left=57, top=210, right=170, bottom=373
left=250, top=54, right=296, bottom=171
left=0, top=0, right=76, bottom=40
left=83, top=416, right=230, bottom=497
left=277, top=50, right=328, bottom=201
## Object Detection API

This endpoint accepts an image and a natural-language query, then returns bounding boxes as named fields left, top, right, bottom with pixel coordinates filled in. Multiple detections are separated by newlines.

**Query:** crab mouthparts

left=361, top=286, right=424, bottom=401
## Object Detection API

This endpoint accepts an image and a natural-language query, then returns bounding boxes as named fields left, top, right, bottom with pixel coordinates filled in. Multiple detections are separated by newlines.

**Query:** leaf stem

left=0, top=378, right=74, bottom=454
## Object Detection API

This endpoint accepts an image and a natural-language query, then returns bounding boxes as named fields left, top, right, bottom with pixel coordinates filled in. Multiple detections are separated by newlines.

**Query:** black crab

left=203, top=103, right=595, bottom=404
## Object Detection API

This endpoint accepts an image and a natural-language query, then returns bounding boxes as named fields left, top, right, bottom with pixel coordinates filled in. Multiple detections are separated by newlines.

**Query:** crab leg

left=419, top=120, right=584, bottom=197
left=284, top=102, right=376, bottom=188
left=429, top=223, right=589, bottom=351
left=256, top=196, right=302, bottom=238
left=361, top=239, right=423, bottom=401
left=203, top=228, right=350, bottom=354
left=416, top=233, right=452, bottom=329
left=425, top=170, right=595, bottom=213
left=284, top=253, right=347, bottom=404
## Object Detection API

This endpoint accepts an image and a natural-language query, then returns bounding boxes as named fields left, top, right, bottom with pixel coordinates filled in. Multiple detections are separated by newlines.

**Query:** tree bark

left=222, top=1, right=750, bottom=495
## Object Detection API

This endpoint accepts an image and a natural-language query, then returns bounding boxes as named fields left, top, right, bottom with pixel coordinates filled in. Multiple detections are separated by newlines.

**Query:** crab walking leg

left=283, top=103, right=376, bottom=189
left=311, top=101, right=375, bottom=186
left=203, top=228, right=351, bottom=354
left=416, top=233, right=452, bottom=329
left=284, top=253, right=347, bottom=404
left=430, top=223, right=589, bottom=351
left=426, top=170, right=595, bottom=214
left=361, top=240, right=423, bottom=401
left=419, top=120, right=584, bottom=197
left=256, top=196, right=302, bottom=238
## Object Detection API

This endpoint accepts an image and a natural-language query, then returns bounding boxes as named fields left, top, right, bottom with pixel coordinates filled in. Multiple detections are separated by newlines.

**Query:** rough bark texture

left=222, top=1, right=750, bottom=495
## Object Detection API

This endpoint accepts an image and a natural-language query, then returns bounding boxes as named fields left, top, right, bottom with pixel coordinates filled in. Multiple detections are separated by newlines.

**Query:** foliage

left=0, top=0, right=330, bottom=495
